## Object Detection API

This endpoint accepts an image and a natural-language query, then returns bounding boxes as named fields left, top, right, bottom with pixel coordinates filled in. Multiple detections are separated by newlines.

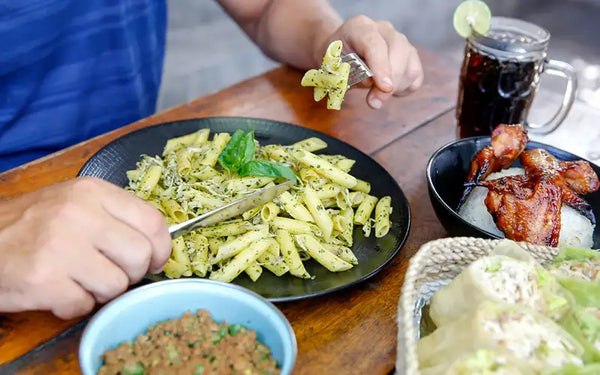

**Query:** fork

left=342, top=53, right=373, bottom=86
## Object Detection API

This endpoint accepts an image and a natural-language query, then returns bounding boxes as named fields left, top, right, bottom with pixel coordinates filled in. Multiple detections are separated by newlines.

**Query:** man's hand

left=219, top=0, right=424, bottom=110
left=315, top=16, right=424, bottom=109
left=0, top=177, right=172, bottom=319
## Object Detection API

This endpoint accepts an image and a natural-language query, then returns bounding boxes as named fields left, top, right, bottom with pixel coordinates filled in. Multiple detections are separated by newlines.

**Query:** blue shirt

left=0, top=0, right=167, bottom=172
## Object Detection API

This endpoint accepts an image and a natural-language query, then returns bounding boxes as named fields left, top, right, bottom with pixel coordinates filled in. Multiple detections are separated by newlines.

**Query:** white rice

left=459, top=168, right=595, bottom=248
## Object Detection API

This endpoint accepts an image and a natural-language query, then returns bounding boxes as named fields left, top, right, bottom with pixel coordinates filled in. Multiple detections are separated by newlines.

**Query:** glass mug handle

left=526, top=59, right=578, bottom=134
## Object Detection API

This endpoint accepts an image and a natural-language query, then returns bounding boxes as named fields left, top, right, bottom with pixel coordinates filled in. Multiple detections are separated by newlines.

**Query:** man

left=0, top=0, right=423, bottom=319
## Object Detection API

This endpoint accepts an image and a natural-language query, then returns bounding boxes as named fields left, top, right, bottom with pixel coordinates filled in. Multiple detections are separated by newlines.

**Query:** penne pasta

left=126, top=128, right=394, bottom=282
left=245, top=262, right=263, bottom=282
left=354, top=195, right=378, bottom=225
left=314, top=183, right=341, bottom=200
left=190, top=165, right=220, bottom=180
left=348, top=191, right=367, bottom=207
left=298, top=168, right=321, bottom=185
left=336, top=158, right=356, bottom=173
left=200, top=133, right=231, bottom=167
left=126, top=169, right=142, bottom=184
left=175, top=148, right=193, bottom=176
left=213, top=230, right=265, bottom=263
left=292, top=137, right=328, bottom=152
left=163, top=199, right=188, bottom=223
left=163, top=129, right=210, bottom=155
left=262, top=144, right=294, bottom=164
left=258, top=252, right=289, bottom=277
left=320, top=242, right=359, bottom=265
left=292, top=149, right=357, bottom=189
left=352, top=178, right=371, bottom=194
left=271, top=217, right=321, bottom=236
left=136, top=165, right=161, bottom=200
left=167, top=237, right=192, bottom=278
left=374, top=196, right=392, bottom=238
left=275, top=191, right=313, bottom=222
left=336, top=188, right=351, bottom=210
left=275, top=229, right=310, bottom=279
left=340, top=208, right=355, bottom=246
left=295, top=234, right=353, bottom=272
left=303, top=186, right=334, bottom=241
left=163, top=258, right=189, bottom=279
left=190, top=233, right=210, bottom=277
left=208, top=237, right=226, bottom=256
left=198, top=221, right=252, bottom=238
left=260, top=202, right=280, bottom=222
left=209, top=239, right=271, bottom=283
left=226, top=176, right=273, bottom=194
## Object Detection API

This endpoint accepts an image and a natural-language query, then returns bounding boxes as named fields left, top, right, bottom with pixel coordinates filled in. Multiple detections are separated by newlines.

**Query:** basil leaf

left=240, top=130, right=256, bottom=166
left=218, top=130, right=255, bottom=173
left=239, top=160, right=296, bottom=181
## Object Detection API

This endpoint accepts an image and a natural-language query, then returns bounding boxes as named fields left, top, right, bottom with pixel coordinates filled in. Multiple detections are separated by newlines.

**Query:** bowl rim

left=425, top=136, right=503, bottom=239
left=78, top=279, right=297, bottom=373
left=425, top=135, right=600, bottom=240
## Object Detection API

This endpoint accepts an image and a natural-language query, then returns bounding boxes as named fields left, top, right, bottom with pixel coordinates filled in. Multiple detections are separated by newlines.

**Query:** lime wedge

left=453, top=0, right=492, bottom=38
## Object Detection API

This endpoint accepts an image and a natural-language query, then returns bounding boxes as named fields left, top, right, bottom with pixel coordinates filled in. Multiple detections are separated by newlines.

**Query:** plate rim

left=78, top=116, right=412, bottom=302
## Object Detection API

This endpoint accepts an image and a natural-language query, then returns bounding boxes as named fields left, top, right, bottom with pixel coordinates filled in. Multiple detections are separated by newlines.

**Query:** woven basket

left=396, top=237, right=561, bottom=375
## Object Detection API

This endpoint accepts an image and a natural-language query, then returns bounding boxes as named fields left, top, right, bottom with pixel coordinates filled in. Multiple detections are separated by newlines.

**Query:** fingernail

left=369, top=97, right=382, bottom=109
left=381, top=77, right=393, bottom=91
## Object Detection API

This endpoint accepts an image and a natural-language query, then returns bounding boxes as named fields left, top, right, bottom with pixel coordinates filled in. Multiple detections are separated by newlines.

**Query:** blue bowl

left=79, top=279, right=297, bottom=375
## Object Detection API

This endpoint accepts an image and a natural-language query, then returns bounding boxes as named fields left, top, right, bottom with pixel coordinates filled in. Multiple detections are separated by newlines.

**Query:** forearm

left=219, top=0, right=343, bottom=69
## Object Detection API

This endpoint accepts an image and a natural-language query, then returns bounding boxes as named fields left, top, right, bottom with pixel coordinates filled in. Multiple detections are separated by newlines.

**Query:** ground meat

left=98, top=310, right=280, bottom=375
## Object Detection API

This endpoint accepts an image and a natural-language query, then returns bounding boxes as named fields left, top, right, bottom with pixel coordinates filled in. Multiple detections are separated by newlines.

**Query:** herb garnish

left=218, top=130, right=296, bottom=180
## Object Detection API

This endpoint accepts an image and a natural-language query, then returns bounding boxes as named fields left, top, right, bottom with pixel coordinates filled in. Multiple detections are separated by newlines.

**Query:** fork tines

left=342, top=53, right=373, bottom=87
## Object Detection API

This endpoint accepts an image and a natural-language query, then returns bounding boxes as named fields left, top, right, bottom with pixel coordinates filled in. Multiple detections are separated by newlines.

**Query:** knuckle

left=395, top=32, right=409, bottom=45
left=121, top=236, right=153, bottom=280
left=35, top=234, right=66, bottom=258
left=23, top=262, right=51, bottom=289
left=115, top=271, right=130, bottom=293
left=53, top=297, right=94, bottom=319
left=133, top=237, right=153, bottom=265
left=351, top=15, right=374, bottom=28
left=54, top=200, right=82, bottom=221
left=377, top=20, right=395, bottom=32
left=101, top=271, right=129, bottom=302
left=145, top=210, right=168, bottom=240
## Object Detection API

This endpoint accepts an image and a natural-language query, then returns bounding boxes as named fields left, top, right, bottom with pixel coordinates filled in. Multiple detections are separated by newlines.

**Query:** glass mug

left=456, top=17, right=578, bottom=138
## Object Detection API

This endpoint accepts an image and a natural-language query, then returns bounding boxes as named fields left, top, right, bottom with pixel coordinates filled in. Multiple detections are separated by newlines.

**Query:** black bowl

left=426, top=136, right=600, bottom=248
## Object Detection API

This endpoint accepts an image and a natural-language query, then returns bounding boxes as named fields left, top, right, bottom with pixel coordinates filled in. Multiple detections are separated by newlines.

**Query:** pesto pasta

left=301, top=40, right=351, bottom=110
left=126, top=129, right=392, bottom=283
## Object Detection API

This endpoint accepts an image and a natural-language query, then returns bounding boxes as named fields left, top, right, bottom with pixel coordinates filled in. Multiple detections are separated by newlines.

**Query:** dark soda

left=456, top=43, right=543, bottom=138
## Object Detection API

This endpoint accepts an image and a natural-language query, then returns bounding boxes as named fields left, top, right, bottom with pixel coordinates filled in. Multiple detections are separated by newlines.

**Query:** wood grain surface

left=0, top=47, right=459, bottom=374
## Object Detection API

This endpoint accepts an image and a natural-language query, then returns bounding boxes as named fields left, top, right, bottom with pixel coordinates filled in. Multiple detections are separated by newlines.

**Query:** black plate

left=78, top=117, right=411, bottom=301
left=426, top=136, right=600, bottom=248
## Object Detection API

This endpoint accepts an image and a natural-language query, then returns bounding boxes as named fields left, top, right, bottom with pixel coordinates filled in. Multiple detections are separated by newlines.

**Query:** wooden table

left=0, top=47, right=597, bottom=374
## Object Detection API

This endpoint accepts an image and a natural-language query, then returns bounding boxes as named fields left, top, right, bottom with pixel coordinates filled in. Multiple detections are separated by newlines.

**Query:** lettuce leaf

left=554, top=247, right=600, bottom=264
left=419, top=301, right=583, bottom=372
left=560, top=307, right=600, bottom=364
left=550, top=363, right=600, bottom=375
left=420, top=349, right=532, bottom=375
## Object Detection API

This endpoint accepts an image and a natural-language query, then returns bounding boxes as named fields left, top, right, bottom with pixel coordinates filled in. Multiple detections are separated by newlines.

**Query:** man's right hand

left=0, top=177, right=172, bottom=319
